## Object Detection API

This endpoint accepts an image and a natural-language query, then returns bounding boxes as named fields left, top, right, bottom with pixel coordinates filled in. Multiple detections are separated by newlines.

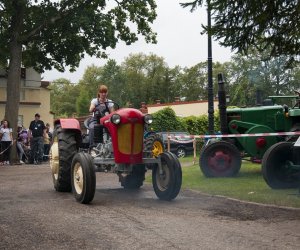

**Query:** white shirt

left=0, top=127, right=12, bottom=141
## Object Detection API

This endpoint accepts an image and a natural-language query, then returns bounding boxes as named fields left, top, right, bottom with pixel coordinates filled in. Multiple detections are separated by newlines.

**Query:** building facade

left=144, top=98, right=219, bottom=117
left=0, top=68, right=53, bottom=129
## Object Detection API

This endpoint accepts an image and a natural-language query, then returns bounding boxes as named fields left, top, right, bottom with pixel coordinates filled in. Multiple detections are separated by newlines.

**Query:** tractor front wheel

left=71, top=152, right=96, bottom=204
left=262, top=142, right=300, bottom=189
left=200, top=141, right=241, bottom=177
left=152, top=152, right=182, bottom=201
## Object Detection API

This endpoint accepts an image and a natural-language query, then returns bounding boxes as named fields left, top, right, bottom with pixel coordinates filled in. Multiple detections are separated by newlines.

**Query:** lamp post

left=207, top=0, right=214, bottom=134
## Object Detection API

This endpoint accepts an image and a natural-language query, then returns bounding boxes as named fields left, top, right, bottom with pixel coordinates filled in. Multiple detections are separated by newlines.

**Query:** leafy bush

left=150, top=107, right=186, bottom=131
left=151, top=107, right=221, bottom=135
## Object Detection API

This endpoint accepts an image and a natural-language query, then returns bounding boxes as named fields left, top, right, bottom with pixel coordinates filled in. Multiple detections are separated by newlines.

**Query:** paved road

left=1, top=164, right=300, bottom=250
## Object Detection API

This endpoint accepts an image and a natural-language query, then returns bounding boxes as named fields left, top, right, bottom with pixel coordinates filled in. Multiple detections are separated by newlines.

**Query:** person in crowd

left=28, top=113, right=46, bottom=164
left=43, top=123, right=52, bottom=161
left=88, top=84, right=114, bottom=148
left=16, top=125, right=28, bottom=164
left=0, top=119, right=13, bottom=165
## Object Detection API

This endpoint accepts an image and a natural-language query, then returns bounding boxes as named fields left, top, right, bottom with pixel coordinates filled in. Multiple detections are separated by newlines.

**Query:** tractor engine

left=91, top=124, right=113, bottom=159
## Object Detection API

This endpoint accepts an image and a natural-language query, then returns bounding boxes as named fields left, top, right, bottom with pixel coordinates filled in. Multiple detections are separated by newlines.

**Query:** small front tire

left=152, top=152, right=182, bottom=201
left=71, top=152, right=96, bottom=204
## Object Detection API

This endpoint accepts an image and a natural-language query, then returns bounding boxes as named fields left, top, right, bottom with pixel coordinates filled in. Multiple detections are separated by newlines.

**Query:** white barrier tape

left=167, top=131, right=300, bottom=139
left=169, top=138, right=195, bottom=144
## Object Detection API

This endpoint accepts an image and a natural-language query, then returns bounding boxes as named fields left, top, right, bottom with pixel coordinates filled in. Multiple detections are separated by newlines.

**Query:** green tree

left=181, top=0, right=300, bottom=63
left=224, top=49, right=299, bottom=107
left=98, top=59, right=126, bottom=106
left=0, top=0, right=157, bottom=162
left=178, top=62, right=208, bottom=101
left=50, top=78, right=78, bottom=118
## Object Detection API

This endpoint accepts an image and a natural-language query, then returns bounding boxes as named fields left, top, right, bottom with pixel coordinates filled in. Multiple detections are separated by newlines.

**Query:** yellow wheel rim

left=152, top=141, right=164, bottom=157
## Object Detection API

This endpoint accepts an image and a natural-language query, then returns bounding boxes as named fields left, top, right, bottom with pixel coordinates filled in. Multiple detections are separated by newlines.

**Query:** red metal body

left=100, top=108, right=145, bottom=164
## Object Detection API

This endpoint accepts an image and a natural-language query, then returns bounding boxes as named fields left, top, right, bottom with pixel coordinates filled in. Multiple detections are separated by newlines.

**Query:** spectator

left=0, top=119, right=13, bottom=165
left=28, top=113, right=46, bottom=164
left=43, top=123, right=52, bottom=161
left=16, top=125, right=28, bottom=164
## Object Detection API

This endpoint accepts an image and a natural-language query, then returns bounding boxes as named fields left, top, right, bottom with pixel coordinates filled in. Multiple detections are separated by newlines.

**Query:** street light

left=207, top=0, right=214, bottom=134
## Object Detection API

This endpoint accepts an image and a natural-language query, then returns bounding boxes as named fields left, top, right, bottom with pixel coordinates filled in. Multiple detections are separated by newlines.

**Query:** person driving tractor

left=88, top=84, right=114, bottom=149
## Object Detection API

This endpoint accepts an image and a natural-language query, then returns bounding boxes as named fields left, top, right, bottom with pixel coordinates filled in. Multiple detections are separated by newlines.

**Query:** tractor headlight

left=111, top=114, right=121, bottom=124
left=144, top=114, right=153, bottom=124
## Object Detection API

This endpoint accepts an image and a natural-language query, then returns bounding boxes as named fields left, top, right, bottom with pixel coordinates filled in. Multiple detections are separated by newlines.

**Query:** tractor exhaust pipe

left=218, top=73, right=228, bottom=134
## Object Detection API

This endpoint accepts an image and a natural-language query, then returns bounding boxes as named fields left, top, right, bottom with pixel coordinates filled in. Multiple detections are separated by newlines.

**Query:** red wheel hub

left=208, top=151, right=231, bottom=172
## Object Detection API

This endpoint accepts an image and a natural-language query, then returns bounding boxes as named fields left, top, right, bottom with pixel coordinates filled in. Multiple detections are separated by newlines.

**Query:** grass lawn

left=148, top=155, right=300, bottom=208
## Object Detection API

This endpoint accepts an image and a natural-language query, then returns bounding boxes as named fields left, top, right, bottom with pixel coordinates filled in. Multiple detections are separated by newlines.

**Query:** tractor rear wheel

left=71, top=152, right=96, bottom=204
left=120, top=164, right=146, bottom=189
left=50, top=125, right=78, bottom=192
left=200, top=141, right=241, bottom=177
left=262, top=142, right=300, bottom=189
left=152, top=152, right=182, bottom=200
left=144, top=133, right=164, bottom=158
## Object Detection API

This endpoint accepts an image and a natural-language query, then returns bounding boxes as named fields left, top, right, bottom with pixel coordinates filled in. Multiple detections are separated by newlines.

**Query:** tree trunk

left=6, top=41, right=22, bottom=164
left=5, top=1, right=24, bottom=164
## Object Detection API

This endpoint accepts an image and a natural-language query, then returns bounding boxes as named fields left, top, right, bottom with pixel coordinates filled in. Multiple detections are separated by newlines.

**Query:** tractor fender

left=54, top=118, right=82, bottom=146
left=54, top=118, right=81, bottom=131
left=144, top=131, right=156, bottom=139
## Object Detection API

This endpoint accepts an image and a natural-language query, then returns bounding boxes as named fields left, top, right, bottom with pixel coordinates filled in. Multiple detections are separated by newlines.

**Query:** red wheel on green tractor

left=200, top=141, right=241, bottom=177
left=262, top=142, right=300, bottom=189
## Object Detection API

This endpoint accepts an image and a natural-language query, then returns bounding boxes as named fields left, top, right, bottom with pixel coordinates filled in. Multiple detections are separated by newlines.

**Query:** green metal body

left=226, top=95, right=300, bottom=160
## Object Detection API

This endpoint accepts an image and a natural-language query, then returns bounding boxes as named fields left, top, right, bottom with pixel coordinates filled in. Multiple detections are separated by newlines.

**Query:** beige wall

left=0, top=67, right=53, bottom=129
left=147, top=100, right=219, bottom=117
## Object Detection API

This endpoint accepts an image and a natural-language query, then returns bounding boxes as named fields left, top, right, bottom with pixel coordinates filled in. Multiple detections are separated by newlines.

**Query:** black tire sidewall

left=152, top=152, right=181, bottom=200
left=200, top=141, right=241, bottom=177
left=52, top=126, right=78, bottom=192
left=71, top=152, right=96, bottom=204
left=262, top=142, right=299, bottom=189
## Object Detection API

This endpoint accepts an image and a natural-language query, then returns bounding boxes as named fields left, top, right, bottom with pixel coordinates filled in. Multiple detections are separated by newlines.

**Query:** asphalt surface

left=1, top=163, right=300, bottom=250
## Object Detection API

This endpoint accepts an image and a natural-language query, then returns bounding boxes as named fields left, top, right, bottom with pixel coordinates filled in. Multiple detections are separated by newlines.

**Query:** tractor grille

left=118, top=123, right=143, bottom=154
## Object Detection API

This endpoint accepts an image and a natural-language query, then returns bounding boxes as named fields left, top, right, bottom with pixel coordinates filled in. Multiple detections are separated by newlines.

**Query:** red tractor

left=49, top=103, right=182, bottom=204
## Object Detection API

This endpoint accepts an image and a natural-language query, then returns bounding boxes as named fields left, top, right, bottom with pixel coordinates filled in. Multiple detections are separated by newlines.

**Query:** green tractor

left=200, top=81, right=300, bottom=178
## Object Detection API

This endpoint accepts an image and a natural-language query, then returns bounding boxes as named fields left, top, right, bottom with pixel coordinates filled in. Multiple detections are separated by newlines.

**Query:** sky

left=42, top=0, right=233, bottom=83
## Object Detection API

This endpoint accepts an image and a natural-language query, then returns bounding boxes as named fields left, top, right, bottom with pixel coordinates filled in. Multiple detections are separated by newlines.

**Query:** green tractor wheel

left=262, top=142, right=300, bottom=189
left=200, top=140, right=241, bottom=177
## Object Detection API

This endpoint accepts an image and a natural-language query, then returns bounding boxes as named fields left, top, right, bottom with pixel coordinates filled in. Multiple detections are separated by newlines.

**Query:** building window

left=18, top=115, right=23, bottom=126
left=20, top=89, right=25, bottom=101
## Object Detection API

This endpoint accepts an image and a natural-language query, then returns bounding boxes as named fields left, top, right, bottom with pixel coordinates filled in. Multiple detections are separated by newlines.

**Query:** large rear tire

left=50, top=125, right=78, bottom=192
left=200, top=141, right=241, bottom=177
left=152, top=152, right=182, bottom=201
left=144, top=133, right=165, bottom=158
left=262, top=142, right=300, bottom=189
left=120, top=164, right=146, bottom=189
left=71, top=152, right=96, bottom=204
